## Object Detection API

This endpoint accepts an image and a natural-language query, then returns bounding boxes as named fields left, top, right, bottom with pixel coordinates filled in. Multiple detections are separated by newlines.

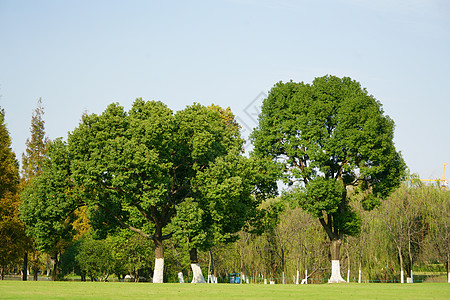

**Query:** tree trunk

left=51, top=253, right=59, bottom=281
left=208, top=249, right=215, bottom=284
left=281, top=246, right=285, bottom=284
left=358, top=258, right=362, bottom=283
left=1, top=266, right=4, bottom=280
left=328, top=238, right=345, bottom=283
left=447, top=254, right=449, bottom=283
left=33, top=252, right=39, bottom=281
left=397, top=245, right=404, bottom=283
left=190, top=248, right=206, bottom=283
left=153, top=237, right=164, bottom=283
left=346, top=246, right=350, bottom=283
left=22, top=252, right=28, bottom=281
left=172, top=245, right=184, bottom=283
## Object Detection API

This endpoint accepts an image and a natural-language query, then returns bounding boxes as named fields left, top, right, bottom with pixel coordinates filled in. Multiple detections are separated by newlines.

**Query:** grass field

left=0, top=281, right=449, bottom=299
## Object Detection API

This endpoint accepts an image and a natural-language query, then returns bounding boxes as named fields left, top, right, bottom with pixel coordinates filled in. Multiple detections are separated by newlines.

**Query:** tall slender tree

left=22, top=98, right=49, bottom=181
left=20, top=98, right=49, bottom=280
left=0, top=107, right=27, bottom=279
left=252, top=75, right=405, bottom=282
left=0, top=107, right=19, bottom=200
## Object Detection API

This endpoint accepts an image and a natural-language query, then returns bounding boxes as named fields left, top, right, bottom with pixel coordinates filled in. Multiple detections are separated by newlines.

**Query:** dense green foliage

left=252, top=75, right=405, bottom=239
left=20, top=139, right=79, bottom=257
left=0, top=108, right=19, bottom=198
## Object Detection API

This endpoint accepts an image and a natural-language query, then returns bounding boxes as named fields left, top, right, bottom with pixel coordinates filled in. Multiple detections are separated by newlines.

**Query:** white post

left=400, top=270, right=404, bottom=283
left=447, top=272, right=450, bottom=283
left=296, top=270, right=299, bottom=284
left=358, top=269, right=361, bottom=283
left=305, top=269, right=308, bottom=284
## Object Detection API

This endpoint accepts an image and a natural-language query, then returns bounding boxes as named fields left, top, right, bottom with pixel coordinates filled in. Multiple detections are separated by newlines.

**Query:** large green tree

left=251, top=75, right=405, bottom=282
left=68, top=99, right=245, bottom=283
left=20, top=138, right=80, bottom=280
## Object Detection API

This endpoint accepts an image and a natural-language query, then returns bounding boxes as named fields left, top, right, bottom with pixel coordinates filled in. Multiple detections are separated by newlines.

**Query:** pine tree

left=0, top=108, right=19, bottom=197
left=21, top=98, right=49, bottom=182
left=0, top=106, right=27, bottom=279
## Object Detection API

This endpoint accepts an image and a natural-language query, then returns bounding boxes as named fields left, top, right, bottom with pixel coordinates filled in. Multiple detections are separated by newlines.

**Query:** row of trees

left=217, top=183, right=448, bottom=284
left=1, top=75, right=446, bottom=284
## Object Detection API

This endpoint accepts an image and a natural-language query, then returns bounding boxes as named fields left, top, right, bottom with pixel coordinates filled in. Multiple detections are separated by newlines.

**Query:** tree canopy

left=67, top=99, right=260, bottom=282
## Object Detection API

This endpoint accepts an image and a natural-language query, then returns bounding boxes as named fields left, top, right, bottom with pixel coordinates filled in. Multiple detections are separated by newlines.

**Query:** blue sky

left=1, top=0, right=449, bottom=180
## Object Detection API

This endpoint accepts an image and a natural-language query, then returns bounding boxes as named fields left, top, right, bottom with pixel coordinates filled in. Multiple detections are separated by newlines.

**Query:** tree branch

left=319, top=216, right=334, bottom=240
left=96, top=203, right=151, bottom=239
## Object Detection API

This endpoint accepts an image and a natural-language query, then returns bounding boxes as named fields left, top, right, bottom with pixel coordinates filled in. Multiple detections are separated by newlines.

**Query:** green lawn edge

left=0, top=281, right=449, bottom=300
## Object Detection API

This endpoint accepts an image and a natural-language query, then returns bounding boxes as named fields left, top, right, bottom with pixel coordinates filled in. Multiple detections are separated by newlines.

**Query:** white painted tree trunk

left=178, top=272, right=184, bottom=283
left=301, top=269, right=308, bottom=284
left=296, top=270, right=299, bottom=284
left=400, top=270, right=404, bottom=283
left=153, top=258, right=164, bottom=283
left=358, top=269, right=361, bottom=283
left=328, top=260, right=346, bottom=283
left=191, top=263, right=206, bottom=283
left=410, top=270, right=413, bottom=283
left=347, top=269, right=350, bottom=283
left=447, top=272, right=450, bottom=283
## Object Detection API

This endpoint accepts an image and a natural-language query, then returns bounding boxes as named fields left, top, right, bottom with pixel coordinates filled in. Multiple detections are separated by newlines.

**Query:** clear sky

left=1, top=0, right=449, bottom=180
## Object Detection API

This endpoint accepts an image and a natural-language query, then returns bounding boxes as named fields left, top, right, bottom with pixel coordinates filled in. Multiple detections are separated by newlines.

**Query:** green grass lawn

left=0, top=281, right=449, bottom=299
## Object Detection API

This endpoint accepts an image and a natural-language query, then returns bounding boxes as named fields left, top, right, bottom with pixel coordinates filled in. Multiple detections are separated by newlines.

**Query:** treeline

left=0, top=76, right=448, bottom=284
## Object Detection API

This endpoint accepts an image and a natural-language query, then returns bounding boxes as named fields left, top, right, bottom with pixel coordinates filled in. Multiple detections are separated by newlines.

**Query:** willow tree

left=68, top=100, right=244, bottom=283
left=251, top=75, right=405, bottom=283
